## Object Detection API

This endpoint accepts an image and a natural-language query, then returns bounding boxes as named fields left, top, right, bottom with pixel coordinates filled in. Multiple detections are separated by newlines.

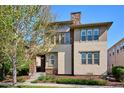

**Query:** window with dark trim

left=87, top=29, right=92, bottom=41
left=61, top=33, right=65, bottom=44
left=93, top=29, right=100, bottom=40
left=55, top=32, right=70, bottom=44
left=65, top=32, right=70, bottom=44
left=56, top=34, right=59, bottom=44
left=81, top=51, right=100, bottom=65
left=87, top=52, right=92, bottom=64
left=81, top=30, right=86, bottom=41
left=112, top=49, right=115, bottom=55
left=81, top=52, right=86, bottom=64
left=81, top=28, right=100, bottom=41
left=94, top=52, right=100, bottom=65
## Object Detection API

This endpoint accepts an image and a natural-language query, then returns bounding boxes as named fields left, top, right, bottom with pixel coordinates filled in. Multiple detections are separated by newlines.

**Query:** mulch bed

left=0, top=75, right=29, bottom=83
left=107, top=81, right=124, bottom=87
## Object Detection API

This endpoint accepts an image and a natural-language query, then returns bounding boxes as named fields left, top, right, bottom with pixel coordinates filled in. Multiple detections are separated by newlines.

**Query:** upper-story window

left=117, top=46, right=120, bottom=53
left=93, top=28, right=100, bottom=40
left=81, top=30, right=86, bottom=41
left=123, top=42, right=124, bottom=49
left=120, top=43, right=123, bottom=50
left=112, top=48, right=115, bottom=55
left=60, top=33, right=65, bottom=44
left=65, top=32, right=70, bottom=44
left=56, top=34, right=59, bottom=44
left=51, top=32, right=70, bottom=44
left=81, top=28, right=100, bottom=41
left=87, top=29, right=92, bottom=41
left=109, top=53, right=111, bottom=56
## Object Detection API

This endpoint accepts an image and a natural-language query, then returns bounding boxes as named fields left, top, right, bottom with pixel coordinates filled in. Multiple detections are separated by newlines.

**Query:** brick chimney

left=71, top=12, right=81, bottom=25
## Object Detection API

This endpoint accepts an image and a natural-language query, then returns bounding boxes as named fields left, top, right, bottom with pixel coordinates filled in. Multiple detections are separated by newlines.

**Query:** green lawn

left=16, top=85, right=63, bottom=88
left=0, top=84, right=68, bottom=88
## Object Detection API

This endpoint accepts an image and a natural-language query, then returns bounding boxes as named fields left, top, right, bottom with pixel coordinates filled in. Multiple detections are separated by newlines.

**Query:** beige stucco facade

left=108, top=38, right=124, bottom=72
left=33, top=12, right=112, bottom=76
left=46, top=45, right=72, bottom=74
left=74, top=41, right=107, bottom=75
left=73, top=27, right=108, bottom=75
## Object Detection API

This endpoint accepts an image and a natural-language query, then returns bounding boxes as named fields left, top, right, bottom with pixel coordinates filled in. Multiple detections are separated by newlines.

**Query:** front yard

left=0, top=75, right=124, bottom=88
left=30, top=75, right=124, bottom=87
left=0, top=84, right=64, bottom=88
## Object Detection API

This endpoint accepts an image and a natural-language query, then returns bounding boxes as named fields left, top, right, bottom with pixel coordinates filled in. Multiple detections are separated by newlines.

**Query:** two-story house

left=30, top=12, right=113, bottom=76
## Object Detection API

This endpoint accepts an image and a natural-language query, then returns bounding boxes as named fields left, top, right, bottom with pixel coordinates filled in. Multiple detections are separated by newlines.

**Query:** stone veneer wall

left=46, top=68, right=57, bottom=75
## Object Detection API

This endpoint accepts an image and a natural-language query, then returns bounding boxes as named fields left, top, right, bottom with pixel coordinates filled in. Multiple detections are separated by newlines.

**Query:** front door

left=41, top=55, right=45, bottom=72
left=36, top=55, right=45, bottom=72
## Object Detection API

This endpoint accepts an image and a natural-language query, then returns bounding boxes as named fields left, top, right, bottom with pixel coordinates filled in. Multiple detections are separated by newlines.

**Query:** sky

left=51, top=5, right=124, bottom=48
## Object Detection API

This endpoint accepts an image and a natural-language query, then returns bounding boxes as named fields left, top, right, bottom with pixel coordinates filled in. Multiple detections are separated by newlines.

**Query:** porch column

left=58, top=52, right=65, bottom=74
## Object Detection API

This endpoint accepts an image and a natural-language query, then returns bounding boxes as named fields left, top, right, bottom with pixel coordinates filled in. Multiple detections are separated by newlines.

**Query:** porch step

left=26, top=72, right=46, bottom=82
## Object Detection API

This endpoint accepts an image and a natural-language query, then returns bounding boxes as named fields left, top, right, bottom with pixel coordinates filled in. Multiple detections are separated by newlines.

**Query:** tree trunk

left=2, top=63, right=5, bottom=79
left=12, top=53, right=17, bottom=85
left=12, top=30, right=18, bottom=85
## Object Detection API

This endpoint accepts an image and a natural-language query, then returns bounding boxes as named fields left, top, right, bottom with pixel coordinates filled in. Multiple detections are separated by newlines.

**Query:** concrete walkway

left=25, top=72, right=45, bottom=83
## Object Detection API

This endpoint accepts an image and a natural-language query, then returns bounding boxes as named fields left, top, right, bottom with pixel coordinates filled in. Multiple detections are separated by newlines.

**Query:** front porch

left=29, top=51, right=71, bottom=76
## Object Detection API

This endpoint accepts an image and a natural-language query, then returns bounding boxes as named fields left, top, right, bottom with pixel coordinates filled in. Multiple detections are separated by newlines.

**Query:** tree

left=0, top=5, right=57, bottom=85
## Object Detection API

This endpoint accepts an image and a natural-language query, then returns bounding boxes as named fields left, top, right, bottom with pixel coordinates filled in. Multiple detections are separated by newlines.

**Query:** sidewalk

left=0, top=81, right=122, bottom=88
left=16, top=82, right=120, bottom=88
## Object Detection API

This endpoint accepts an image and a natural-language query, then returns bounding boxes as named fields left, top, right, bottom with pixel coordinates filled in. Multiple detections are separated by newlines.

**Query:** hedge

left=112, top=66, right=124, bottom=81
left=56, top=78, right=107, bottom=85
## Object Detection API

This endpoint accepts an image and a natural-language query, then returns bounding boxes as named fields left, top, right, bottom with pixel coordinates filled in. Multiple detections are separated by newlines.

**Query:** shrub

left=17, top=64, right=29, bottom=76
left=17, top=77, right=26, bottom=82
left=31, top=80, right=38, bottom=83
left=0, top=76, right=4, bottom=81
left=0, top=85, right=12, bottom=88
left=37, top=75, right=56, bottom=82
left=56, top=78, right=107, bottom=85
left=112, top=66, right=124, bottom=81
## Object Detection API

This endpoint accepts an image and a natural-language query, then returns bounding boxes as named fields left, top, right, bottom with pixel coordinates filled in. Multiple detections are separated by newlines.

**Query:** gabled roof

left=108, top=38, right=124, bottom=51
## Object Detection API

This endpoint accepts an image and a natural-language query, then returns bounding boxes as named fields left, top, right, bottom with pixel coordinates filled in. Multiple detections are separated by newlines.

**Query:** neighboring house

left=30, top=12, right=113, bottom=76
left=108, top=38, right=124, bottom=72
